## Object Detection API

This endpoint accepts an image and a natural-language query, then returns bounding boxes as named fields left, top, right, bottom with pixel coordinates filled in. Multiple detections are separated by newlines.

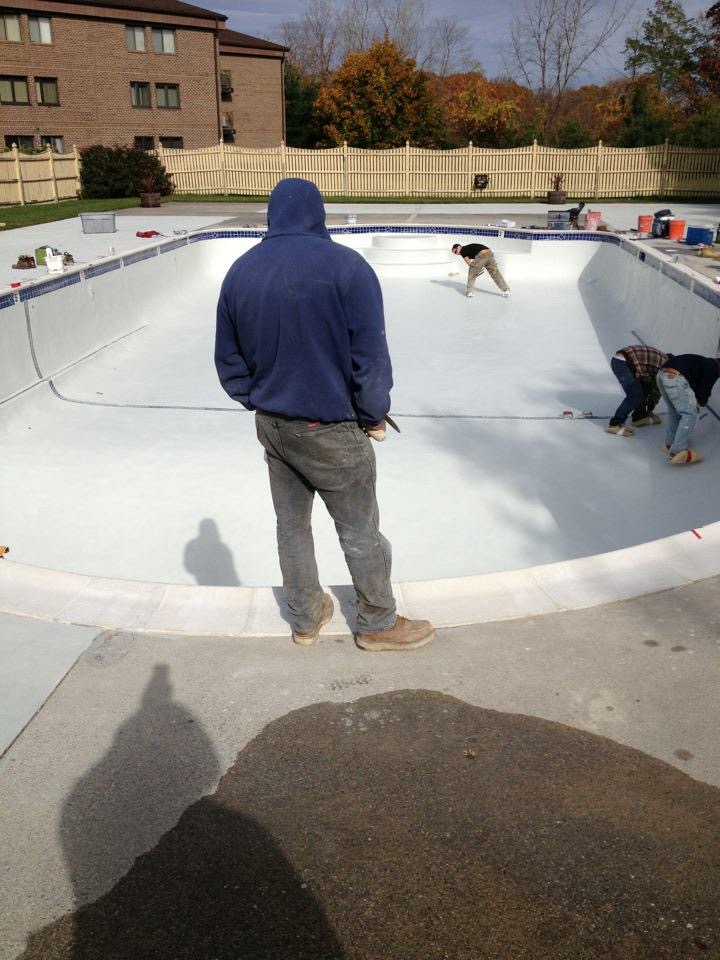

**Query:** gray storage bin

left=80, top=212, right=116, bottom=234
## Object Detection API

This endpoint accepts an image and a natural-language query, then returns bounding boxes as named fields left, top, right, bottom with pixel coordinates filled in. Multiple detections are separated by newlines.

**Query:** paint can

left=344, top=214, right=357, bottom=225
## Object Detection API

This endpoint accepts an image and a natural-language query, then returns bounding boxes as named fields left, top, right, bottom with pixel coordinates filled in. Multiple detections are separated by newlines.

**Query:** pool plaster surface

left=2, top=202, right=720, bottom=958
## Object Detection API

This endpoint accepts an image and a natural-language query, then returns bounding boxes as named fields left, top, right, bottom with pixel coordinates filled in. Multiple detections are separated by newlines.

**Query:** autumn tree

left=315, top=38, right=444, bottom=147
left=434, top=73, right=533, bottom=146
left=507, top=0, right=630, bottom=136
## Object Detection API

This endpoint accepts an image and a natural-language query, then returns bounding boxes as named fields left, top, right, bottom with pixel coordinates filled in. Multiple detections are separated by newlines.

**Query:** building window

left=151, top=27, right=175, bottom=54
left=221, top=113, right=235, bottom=143
left=0, top=76, right=29, bottom=104
left=220, top=70, right=233, bottom=101
left=35, top=77, right=59, bottom=106
left=159, top=136, right=183, bottom=149
left=41, top=134, right=64, bottom=152
left=134, top=135, right=154, bottom=150
left=130, top=81, right=150, bottom=107
left=156, top=83, right=180, bottom=108
left=5, top=134, right=35, bottom=149
left=125, top=25, right=145, bottom=51
left=0, top=14, right=21, bottom=42
left=29, top=16, right=52, bottom=43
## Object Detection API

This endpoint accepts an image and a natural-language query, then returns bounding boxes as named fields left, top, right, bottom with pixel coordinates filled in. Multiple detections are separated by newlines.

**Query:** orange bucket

left=637, top=214, right=653, bottom=233
left=668, top=219, right=686, bottom=241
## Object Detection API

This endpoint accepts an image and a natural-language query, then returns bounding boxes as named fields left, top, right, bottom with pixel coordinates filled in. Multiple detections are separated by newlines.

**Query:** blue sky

left=214, top=0, right=709, bottom=87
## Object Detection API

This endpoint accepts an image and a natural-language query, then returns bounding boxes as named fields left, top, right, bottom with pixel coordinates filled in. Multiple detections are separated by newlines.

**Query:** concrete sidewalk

left=2, top=575, right=719, bottom=959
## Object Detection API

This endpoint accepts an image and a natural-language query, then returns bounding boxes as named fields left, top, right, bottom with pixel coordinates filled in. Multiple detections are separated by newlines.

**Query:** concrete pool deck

left=1, top=202, right=720, bottom=960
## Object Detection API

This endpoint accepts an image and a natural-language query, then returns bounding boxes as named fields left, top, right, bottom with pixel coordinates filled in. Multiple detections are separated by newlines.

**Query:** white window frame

left=125, top=25, right=145, bottom=51
left=29, top=16, right=52, bottom=44
left=151, top=27, right=175, bottom=54
left=0, top=14, right=21, bottom=42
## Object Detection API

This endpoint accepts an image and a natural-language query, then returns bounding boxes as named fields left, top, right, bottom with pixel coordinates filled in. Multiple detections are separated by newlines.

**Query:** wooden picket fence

left=1, top=139, right=719, bottom=204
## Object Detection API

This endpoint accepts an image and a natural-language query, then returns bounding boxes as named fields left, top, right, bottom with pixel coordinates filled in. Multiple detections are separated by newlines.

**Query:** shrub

left=80, top=145, right=174, bottom=199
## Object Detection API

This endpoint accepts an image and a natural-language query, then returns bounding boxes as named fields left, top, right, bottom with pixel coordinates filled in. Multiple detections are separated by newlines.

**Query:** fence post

left=660, top=139, right=670, bottom=196
left=280, top=140, right=287, bottom=179
left=342, top=141, right=348, bottom=196
left=12, top=144, right=25, bottom=205
left=218, top=138, right=228, bottom=196
left=531, top=139, right=538, bottom=199
left=46, top=143, right=58, bottom=202
left=73, top=145, right=81, bottom=197
left=404, top=141, right=410, bottom=197
left=594, top=140, right=603, bottom=200
left=466, top=141, right=473, bottom=198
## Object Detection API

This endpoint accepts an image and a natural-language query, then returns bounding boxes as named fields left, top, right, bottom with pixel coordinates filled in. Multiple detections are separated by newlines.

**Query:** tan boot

left=669, top=449, right=703, bottom=465
left=292, top=593, right=334, bottom=646
left=356, top=616, right=434, bottom=651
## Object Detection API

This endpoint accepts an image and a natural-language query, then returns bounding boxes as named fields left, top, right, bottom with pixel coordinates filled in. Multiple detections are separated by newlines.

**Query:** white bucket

left=344, top=213, right=357, bottom=225
left=46, top=254, right=64, bottom=273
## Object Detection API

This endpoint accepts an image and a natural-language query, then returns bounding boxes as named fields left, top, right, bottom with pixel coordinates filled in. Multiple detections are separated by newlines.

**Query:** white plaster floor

left=3, top=264, right=719, bottom=587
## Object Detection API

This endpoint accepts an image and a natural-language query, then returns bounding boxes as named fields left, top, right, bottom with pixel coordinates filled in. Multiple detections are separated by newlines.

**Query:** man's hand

left=364, top=420, right=387, bottom=441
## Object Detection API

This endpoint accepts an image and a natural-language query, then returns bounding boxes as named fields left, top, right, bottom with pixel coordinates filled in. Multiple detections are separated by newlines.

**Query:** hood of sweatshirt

left=264, top=178, right=331, bottom=241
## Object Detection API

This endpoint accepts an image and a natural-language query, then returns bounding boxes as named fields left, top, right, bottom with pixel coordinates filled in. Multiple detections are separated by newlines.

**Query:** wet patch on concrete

left=17, top=690, right=720, bottom=959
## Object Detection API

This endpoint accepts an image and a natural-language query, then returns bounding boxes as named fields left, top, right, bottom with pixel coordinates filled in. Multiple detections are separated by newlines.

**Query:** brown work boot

left=292, top=593, right=334, bottom=646
left=356, top=616, right=434, bottom=651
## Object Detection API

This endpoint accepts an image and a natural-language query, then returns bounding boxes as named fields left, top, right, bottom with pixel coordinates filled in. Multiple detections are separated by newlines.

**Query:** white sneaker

left=466, top=291, right=474, bottom=298
left=502, top=290, right=511, bottom=298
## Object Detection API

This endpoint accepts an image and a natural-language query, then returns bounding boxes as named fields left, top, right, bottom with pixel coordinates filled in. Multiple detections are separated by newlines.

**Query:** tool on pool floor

left=0, top=545, right=9, bottom=557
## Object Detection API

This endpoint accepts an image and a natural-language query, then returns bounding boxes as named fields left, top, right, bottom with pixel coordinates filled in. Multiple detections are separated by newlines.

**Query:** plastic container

left=46, top=254, right=64, bottom=273
left=637, top=214, right=653, bottom=233
left=584, top=210, right=601, bottom=231
left=668, top=219, right=686, bottom=241
left=685, top=225, right=714, bottom=246
left=34, top=245, right=53, bottom=266
left=79, top=212, right=116, bottom=234
left=344, top=213, right=357, bottom=225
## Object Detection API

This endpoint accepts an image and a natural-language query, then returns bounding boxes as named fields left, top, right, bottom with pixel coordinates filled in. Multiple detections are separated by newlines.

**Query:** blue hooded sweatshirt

left=215, top=178, right=393, bottom=424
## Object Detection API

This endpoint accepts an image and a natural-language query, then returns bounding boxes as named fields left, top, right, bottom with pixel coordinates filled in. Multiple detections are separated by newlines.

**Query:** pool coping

left=0, top=522, right=717, bottom=635
left=3, top=223, right=720, bottom=634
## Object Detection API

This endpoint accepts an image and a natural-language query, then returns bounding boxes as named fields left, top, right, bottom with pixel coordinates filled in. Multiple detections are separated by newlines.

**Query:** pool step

left=362, top=233, right=455, bottom=267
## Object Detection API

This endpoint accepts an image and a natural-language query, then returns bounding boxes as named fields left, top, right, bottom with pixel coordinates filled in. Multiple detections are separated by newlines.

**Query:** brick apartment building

left=0, top=0, right=288, bottom=153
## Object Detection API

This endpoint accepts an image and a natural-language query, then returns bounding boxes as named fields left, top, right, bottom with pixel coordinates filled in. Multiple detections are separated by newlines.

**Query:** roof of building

left=218, top=27, right=288, bottom=52
left=56, top=0, right=227, bottom=22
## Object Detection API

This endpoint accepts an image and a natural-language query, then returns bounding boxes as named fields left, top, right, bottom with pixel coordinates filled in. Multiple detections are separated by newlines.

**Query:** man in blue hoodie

left=215, top=178, right=434, bottom=651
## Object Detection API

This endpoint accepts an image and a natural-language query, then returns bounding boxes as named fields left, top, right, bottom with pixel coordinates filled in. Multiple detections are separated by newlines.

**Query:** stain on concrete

left=675, top=749, right=695, bottom=761
left=17, top=691, right=720, bottom=959
left=643, top=640, right=661, bottom=647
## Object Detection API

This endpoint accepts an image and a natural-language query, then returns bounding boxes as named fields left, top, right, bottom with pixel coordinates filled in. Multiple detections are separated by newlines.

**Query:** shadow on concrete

left=183, top=518, right=241, bottom=586
left=17, top=689, right=720, bottom=959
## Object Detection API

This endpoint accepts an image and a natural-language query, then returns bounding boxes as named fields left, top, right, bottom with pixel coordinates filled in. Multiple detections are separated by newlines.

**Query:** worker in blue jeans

left=656, top=354, right=720, bottom=464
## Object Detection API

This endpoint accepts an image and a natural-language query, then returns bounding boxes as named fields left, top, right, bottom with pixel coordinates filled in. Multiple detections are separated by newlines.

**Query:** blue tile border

left=122, top=248, right=159, bottom=266
left=84, top=260, right=122, bottom=279
left=18, top=272, right=82, bottom=302
left=2, top=227, right=717, bottom=313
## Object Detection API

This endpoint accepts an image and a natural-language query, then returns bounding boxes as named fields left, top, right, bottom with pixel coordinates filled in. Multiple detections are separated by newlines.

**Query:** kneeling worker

left=606, top=344, right=667, bottom=437
left=451, top=242, right=510, bottom=298
left=657, top=353, right=720, bottom=464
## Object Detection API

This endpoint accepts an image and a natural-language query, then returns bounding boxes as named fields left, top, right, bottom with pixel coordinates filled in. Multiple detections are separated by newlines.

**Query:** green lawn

left=0, top=197, right=143, bottom=230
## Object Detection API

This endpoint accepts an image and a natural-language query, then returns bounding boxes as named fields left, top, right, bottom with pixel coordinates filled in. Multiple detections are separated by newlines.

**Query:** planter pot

left=547, top=190, right=567, bottom=205
left=140, top=191, right=161, bottom=208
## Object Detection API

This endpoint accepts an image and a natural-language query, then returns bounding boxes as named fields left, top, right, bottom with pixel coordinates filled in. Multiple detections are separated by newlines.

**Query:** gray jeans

left=255, top=412, right=396, bottom=634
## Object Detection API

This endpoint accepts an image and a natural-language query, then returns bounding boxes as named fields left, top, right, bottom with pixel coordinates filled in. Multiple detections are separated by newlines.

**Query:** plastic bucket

left=668, top=219, right=686, bottom=241
left=637, top=214, right=653, bottom=233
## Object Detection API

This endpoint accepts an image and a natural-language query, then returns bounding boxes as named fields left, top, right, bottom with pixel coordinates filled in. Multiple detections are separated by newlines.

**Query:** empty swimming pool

left=2, top=225, right=720, bottom=630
